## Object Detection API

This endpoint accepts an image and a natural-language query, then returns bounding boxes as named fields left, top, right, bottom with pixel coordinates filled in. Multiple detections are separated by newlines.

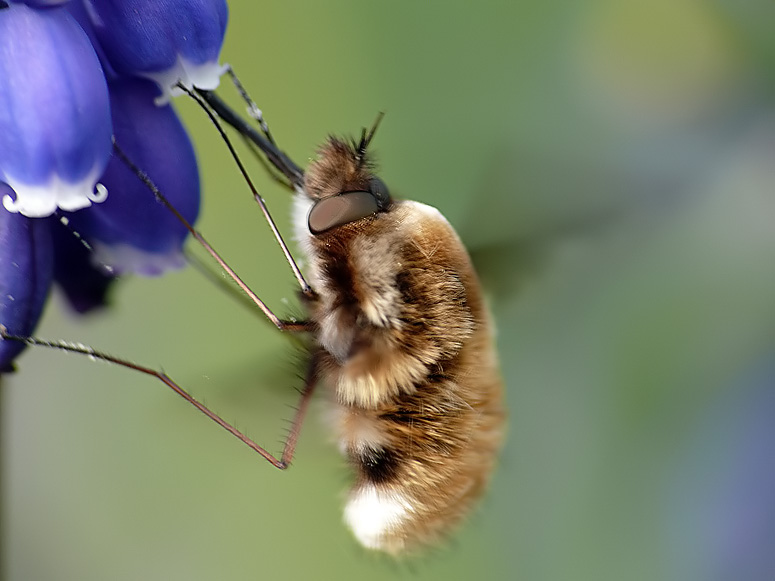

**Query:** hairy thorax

left=303, top=200, right=475, bottom=408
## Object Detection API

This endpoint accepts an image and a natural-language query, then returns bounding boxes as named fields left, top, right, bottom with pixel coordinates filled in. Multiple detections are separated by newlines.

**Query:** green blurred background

left=5, top=0, right=775, bottom=579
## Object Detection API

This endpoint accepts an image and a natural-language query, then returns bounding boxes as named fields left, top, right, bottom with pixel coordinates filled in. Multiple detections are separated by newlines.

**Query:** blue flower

left=0, top=2, right=112, bottom=217
left=0, top=198, right=54, bottom=371
left=82, top=0, right=229, bottom=102
left=0, top=0, right=228, bottom=370
left=67, top=78, right=201, bottom=276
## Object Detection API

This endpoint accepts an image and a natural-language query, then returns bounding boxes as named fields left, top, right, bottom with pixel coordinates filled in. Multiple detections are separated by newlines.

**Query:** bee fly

left=4, top=83, right=506, bottom=555
left=295, top=132, right=505, bottom=553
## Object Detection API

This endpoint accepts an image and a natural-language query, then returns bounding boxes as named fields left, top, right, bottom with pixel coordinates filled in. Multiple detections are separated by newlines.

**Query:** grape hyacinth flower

left=0, top=2, right=112, bottom=218
left=66, top=77, right=202, bottom=276
left=0, top=0, right=229, bottom=370
left=0, top=206, right=54, bottom=372
left=83, top=0, right=229, bottom=104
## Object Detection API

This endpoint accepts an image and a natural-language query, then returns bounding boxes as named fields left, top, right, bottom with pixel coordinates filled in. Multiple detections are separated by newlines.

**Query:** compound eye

left=368, top=177, right=391, bottom=210
left=308, top=191, right=379, bottom=235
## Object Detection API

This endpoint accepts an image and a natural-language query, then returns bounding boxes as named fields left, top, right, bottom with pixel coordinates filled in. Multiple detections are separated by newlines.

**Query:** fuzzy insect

left=2, top=87, right=506, bottom=555
left=296, top=136, right=505, bottom=553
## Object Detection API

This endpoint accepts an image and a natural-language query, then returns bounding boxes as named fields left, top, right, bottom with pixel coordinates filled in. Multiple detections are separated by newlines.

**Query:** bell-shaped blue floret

left=65, top=0, right=119, bottom=80
left=68, top=78, right=200, bottom=276
left=0, top=198, right=54, bottom=372
left=0, top=3, right=112, bottom=217
left=83, top=0, right=228, bottom=103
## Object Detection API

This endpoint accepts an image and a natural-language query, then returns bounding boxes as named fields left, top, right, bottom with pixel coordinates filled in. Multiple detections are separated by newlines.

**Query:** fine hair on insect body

left=2, top=75, right=506, bottom=555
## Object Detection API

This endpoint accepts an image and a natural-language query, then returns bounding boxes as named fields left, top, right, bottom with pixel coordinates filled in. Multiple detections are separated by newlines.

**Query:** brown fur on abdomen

left=298, top=153, right=505, bottom=553
left=336, top=322, right=504, bottom=553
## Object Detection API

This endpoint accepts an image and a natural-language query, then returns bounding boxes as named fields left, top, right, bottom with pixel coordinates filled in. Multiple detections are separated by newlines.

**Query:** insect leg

left=223, top=66, right=277, bottom=147
left=276, top=355, right=318, bottom=468
left=112, top=142, right=309, bottom=332
left=0, top=325, right=315, bottom=468
left=194, top=89, right=304, bottom=189
left=178, top=85, right=312, bottom=297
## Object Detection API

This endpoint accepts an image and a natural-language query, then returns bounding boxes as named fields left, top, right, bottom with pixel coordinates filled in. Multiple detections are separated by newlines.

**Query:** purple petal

left=0, top=2, right=112, bottom=217
left=68, top=78, right=200, bottom=276
left=83, top=0, right=228, bottom=102
left=0, top=195, right=54, bottom=371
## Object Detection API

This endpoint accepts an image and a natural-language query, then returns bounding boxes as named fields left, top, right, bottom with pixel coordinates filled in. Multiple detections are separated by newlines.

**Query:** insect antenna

left=355, top=111, right=385, bottom=167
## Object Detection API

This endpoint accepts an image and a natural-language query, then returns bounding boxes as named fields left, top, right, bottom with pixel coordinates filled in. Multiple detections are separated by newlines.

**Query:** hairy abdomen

left=336, top=323, right=504, bottom=554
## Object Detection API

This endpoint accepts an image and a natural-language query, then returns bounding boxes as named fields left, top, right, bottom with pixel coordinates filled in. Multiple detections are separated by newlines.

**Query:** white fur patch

left=409, top=200, right=446, bottom=222
left=319, top=309, right=353, bottom=362
left=292, top=192, right=315, bottom=256
left=344, top=485, right=412, bottom=550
